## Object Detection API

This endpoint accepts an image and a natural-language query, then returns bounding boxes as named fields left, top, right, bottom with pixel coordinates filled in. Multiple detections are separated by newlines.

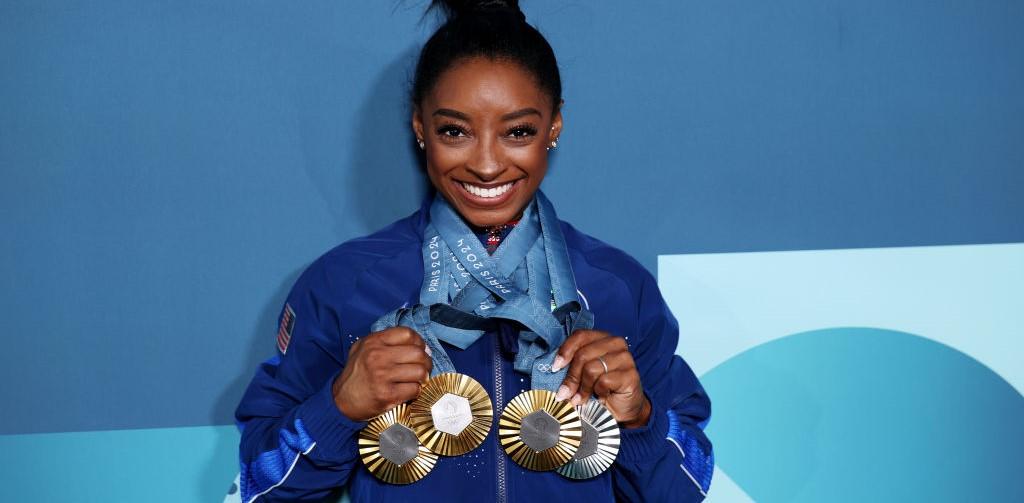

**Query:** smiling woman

left=233, top=1, right=714, bottom=502
left=413, top=57, right=561, bottom=228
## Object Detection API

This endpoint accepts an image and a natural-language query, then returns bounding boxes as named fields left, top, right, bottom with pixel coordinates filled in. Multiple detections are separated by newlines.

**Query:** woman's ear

left=549, top=99, right=564, bottom=143
left=411, top=105, right=425, bottom=144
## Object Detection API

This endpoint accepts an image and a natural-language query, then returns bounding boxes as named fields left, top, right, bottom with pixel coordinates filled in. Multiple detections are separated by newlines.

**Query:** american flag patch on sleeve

left=277, top=303, right=296, bottom=354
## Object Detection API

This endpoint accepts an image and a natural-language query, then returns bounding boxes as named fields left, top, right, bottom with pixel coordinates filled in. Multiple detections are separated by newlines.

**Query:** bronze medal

left=556, top=399, right=620, bottom=479
left=498, top=389, right=582, bottom=471
left=408, top=372, right=493, bottom=456
left=358, top=403, right=438, bottom=484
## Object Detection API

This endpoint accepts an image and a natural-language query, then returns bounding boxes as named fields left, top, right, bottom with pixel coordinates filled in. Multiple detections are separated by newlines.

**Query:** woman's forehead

left=425, top=57, right=553, bottom=116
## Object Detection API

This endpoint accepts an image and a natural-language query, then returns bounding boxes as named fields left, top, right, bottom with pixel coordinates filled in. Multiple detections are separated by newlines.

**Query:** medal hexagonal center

left=431, top=393, right=473, bottom=436
left=520, top=410, right=559, bottom=452
left=379, top=423, right=419, bottom=466
left=573, top=419, right=599, bottom=460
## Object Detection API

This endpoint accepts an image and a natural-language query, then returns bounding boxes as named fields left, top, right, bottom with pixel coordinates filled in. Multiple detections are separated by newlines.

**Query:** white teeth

left=461, top=181, right=513, bottom=198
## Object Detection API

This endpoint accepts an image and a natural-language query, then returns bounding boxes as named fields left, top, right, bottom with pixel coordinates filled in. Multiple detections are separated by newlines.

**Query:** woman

left=236, top=1, right=713, bottom=501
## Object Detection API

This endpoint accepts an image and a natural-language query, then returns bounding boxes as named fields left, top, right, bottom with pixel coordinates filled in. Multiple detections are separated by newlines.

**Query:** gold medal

left=358, top=403, right=438, bottom=484
left=556, top=399, right=620, bottom=479
left=498, top=389, right=582, bottom=471
left=408, top=372, right=493, bottom=456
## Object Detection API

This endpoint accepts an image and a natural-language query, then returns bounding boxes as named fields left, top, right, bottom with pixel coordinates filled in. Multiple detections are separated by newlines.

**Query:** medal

left=556, top=399, right=620, bottom=479
left=408, top=372, right=493, bottom=456
left=358, top=403, right=438, bottom=484
left=498, top=389, right=582, bottom=471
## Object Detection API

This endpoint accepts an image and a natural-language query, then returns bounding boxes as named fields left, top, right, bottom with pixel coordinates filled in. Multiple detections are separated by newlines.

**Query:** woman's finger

left=573, top=358, right=609, bottom=405
left=572, top=349, right=634, bottom=404
left=387, top=345, right=434, bottom=366
left=380, top=362, right=431, bottom=384
left=382, top=382, right=423, bottom=409
left=592, top=366, right=643, bottom=399
left=592, top=369, right=629, bottom=399
left=592, top=370, right=647, bottom=425
left=557, top=335, right=628, bottom=401
left=377, top=326, right=426, bottom=348
left=552, top=329, right=607, bottom=372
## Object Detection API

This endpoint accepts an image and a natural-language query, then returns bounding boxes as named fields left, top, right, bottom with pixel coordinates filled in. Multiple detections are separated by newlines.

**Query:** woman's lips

left=452, top=178, right=520, bottom=207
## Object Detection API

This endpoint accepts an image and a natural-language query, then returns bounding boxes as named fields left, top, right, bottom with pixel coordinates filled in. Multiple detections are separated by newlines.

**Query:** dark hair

left=412, top=0, right=562, bottom=112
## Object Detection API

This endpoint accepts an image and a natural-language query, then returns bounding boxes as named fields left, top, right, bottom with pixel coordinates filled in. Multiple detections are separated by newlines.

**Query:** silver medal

left=556, top=399, right=620, bottom=479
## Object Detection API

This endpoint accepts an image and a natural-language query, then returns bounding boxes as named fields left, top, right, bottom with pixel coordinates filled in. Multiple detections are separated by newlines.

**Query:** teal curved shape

left=701, top=327, right=1024, bottom=502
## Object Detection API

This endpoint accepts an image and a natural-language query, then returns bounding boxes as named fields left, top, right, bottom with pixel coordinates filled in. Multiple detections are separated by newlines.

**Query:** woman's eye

left=507, top=125, right=538, bottom=139
left=437, top=125, right=467, bottom=139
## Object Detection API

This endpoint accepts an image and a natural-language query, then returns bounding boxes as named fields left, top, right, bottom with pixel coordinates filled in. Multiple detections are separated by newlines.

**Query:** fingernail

left=551, top=356, right=566, bottom=372
left=555, top=385, right=572, bottom=401
left=424, top=346, right=432, bottom=357
left=571, top=394, right=582, bottom=406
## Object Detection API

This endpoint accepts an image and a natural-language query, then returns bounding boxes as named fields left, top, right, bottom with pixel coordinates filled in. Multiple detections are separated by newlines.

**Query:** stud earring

left=550, top=139, right=558, bottom=149
left=417, top=139, right=425, bottom=150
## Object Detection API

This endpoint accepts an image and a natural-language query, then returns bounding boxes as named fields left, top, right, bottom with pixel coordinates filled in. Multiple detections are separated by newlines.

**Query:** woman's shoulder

left=296, top=209, right=427, bottom=295
left=559, top=219, right=656, bottom=293
left=326, top=211, right=423, bottom=264
left=560, top=221, right=669, bottom=338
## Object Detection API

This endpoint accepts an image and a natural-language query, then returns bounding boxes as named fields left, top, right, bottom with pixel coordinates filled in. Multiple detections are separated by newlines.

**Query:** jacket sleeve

left=234, top=262, right=365, bottom=502
left=610, top=270, right=714, bottom=502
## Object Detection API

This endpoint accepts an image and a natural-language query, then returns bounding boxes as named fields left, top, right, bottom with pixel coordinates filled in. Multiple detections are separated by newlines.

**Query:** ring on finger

left=597, top=355, right=609, bottom=375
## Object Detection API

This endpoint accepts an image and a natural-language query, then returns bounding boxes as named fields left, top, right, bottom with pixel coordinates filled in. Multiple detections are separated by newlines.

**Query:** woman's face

left=413, top=57, right=562, bottom=228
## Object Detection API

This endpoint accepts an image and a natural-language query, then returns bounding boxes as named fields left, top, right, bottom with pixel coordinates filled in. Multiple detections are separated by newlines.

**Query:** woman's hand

left=552, top=329, right=651, bottom=429
left=332, top=327, right=433, bottom=422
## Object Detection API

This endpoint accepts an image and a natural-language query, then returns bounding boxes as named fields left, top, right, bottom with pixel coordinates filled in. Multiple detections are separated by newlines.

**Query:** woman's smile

left=452, top=178, right=522, bottom=208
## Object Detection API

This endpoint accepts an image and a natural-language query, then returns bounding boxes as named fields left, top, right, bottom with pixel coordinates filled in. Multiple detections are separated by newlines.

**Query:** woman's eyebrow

left=501, top=108, right=541, bottom=121
left=433, top=108, right=471, bottom=121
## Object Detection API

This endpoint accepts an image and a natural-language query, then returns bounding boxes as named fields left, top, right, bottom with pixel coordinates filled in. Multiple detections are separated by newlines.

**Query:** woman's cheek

left=427, top=147, right=467, bottom=176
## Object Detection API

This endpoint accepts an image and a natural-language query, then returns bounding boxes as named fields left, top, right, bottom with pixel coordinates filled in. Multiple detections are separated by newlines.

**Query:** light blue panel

left=658, top=243, right=1024, bottom=392
left=0, top=426, right=240, bottom=502
left=658, top=244, right=1024, bottom=501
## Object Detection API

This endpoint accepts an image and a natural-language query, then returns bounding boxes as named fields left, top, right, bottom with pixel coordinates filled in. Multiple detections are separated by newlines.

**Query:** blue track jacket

left=235, top=200, right=714, bottom=502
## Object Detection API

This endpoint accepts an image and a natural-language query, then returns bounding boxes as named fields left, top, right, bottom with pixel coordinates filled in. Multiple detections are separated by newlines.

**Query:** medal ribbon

left=371, top=190, right=593, bottom=391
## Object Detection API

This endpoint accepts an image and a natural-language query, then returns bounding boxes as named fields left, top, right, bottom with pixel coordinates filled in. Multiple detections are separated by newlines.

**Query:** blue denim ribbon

left=371, top=190, right=593, bottom=392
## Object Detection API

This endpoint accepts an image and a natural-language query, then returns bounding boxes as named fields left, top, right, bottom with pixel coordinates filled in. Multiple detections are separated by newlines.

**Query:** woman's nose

left=466, top=137, right=505, bottom=181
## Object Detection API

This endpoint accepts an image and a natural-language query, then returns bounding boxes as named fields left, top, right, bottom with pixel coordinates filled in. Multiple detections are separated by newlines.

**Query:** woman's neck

left=471, top=214, right=522, bottom=254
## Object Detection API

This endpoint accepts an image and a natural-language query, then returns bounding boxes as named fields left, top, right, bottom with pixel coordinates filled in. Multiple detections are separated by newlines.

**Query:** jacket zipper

left=493, top=334, right=507, bottom=503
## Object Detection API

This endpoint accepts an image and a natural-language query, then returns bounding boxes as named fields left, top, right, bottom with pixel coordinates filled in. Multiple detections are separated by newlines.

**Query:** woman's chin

left=456, top=204, right=523, bottom=228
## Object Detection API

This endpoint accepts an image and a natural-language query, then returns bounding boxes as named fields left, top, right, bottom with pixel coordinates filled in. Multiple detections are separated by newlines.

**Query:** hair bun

left=432, top=0, right=525, bottom=22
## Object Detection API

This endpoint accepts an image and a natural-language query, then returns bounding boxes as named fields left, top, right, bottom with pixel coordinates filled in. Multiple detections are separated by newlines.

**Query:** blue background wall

left=1, top=0, right=1021, bottom=501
